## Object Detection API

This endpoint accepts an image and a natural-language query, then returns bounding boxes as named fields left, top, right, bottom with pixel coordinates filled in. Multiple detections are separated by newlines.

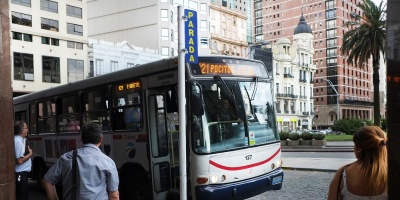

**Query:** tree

left=341, top=0, right=386, bottom=126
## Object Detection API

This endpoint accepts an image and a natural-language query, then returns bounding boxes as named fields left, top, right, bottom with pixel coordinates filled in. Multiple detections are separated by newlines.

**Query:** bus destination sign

left=191, top=62, right=267, bottom=77
left=116, top=81, right=141, bottom=91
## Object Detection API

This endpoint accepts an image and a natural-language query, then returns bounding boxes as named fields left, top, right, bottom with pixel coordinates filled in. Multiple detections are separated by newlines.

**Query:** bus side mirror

left=191, top=93, right=204, bottom=117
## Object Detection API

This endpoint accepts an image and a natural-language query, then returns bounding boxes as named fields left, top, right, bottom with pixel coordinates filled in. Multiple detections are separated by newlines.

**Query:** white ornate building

left=273, top=15, right=316, bottom=132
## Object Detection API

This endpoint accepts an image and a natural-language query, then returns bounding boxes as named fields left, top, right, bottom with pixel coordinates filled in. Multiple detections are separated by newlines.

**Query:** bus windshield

left=193, top=79, right=279, bottom=154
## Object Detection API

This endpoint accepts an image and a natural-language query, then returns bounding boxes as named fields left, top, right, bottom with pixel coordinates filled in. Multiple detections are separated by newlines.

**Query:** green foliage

left=340, top=0, right=386, bottom=125
left=279, top=132, right=289, bottom=140
left=325, top=134, right=353, bottom=141
left=313, top=133, right=326, bottom=140
left=300, top=132, right=313, bottom=140
left=381, top=118, right=387, bottom=131
left=331, top=118, right=368, bottom=135
left=288, top=133, right=300, bottom=141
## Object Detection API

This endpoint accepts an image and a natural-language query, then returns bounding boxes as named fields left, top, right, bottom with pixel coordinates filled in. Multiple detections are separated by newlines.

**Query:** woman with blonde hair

left=327, top=126, right=387, bottom=200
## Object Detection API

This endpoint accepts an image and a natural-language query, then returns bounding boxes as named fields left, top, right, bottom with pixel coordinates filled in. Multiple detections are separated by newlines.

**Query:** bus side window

left=57, top=95, right=80, bottom=133
left=82, top=88, right=110, bottom=132
left=29, top=103, right=37, bottom=135
left=37, top=99, right=57, bottom=134
left=112, top=81, right=142, bottom=131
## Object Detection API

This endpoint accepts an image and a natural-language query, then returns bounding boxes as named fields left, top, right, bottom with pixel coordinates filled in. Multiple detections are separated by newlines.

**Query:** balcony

left=284, top=110, right=289, bottom=114
left=276, top=110, right=281, bottom=113
left=291, top=110, right=296, bottom=114
left=342, top=99, right=374, bottom=106
left=299, top=79, right=307, bottom=83
left=310, top=80, right=314, bottom=84
left=291, top=94, right=298, bottom=99
left=284, top=73, right=294, bottom=78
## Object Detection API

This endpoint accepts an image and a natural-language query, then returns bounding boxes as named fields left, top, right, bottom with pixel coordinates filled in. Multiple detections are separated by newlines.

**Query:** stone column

left=0, top=0, right=16, bottom=199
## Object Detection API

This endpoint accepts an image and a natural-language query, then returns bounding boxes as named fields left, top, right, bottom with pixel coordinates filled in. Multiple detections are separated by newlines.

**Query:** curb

left=282, top=167, right=337, bottom=173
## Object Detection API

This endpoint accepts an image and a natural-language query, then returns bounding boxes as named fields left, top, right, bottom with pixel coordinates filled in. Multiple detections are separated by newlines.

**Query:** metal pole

left=326, top=79, right=340, bottom=120
left=177, top=6, right=187, bottom=200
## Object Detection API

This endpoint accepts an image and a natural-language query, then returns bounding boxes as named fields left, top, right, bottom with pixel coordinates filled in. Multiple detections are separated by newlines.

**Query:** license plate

left=272, top=175, right=282, bottom=185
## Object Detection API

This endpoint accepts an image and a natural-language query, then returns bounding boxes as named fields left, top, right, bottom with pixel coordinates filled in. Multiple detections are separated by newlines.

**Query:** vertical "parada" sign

left=184, top=9, right=198, bottom=64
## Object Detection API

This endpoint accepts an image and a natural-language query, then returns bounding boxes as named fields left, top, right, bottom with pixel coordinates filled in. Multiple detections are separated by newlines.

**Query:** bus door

left=147, top=91, right=171, bottom=199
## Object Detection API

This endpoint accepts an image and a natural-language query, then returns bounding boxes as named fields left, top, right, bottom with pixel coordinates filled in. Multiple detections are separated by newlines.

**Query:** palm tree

left=341, top=0, right=386, bottom=126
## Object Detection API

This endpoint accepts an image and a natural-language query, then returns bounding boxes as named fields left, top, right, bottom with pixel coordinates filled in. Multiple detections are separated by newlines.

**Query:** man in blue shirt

left=14, top=120, right=33, bottom=200
left=43, top=123, right=119, bottom=200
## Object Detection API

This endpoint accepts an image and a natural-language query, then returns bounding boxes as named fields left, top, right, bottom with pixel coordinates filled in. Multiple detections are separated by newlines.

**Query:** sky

left=371, top=0, right=387, bottom=6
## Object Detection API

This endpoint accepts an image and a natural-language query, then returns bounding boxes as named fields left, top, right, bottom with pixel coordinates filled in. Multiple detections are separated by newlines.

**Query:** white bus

left=13, top=55, right=283, bottom=200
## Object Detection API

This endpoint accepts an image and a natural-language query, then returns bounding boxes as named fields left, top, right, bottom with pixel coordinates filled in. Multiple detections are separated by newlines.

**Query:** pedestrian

left=14, top=120, right=33, bottom=200
left=42, top=123, right=119, bottom=200
left=327, top=126, right=387, bottom=200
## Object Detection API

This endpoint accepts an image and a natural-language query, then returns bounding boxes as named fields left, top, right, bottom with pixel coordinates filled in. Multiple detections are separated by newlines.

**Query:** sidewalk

left=281, top=141, right=357, bottom=172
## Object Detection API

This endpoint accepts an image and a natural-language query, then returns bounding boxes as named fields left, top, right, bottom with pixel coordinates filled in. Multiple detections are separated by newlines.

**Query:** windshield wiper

left=250, top=77, right=259, bottom=101
left=244, top=85, right=255, bottom=118
left=213, top=75, right=237, bottom=106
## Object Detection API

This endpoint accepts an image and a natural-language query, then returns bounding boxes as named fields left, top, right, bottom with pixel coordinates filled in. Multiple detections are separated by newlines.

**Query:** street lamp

left=325, top=79, right=340, bottom=120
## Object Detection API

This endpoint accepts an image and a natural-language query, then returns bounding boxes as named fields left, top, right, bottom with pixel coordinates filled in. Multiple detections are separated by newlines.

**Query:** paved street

left=248, top=169, right=335, bottom=200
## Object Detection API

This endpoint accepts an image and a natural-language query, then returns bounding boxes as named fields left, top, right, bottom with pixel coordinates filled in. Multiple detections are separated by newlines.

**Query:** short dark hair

left=14, top=121, right=25, bottom=135
left=80, top=123, right=102, bottom=144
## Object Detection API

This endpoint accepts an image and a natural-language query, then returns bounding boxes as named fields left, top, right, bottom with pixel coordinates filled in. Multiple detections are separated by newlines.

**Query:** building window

left=66, top=5, right=82, bottom=18
left=13, top=52, right=34, bottom=81
left=200, top=3, right=207, bottom=12
left=161, top=28, right=169, bottom=40
left=111, top=61, right=118, bottom=72
left=12, top=32, right=32, bottom=42
left=42, top=56, right=60, bottom=83
left=67, top=59, right=84, bottom=83
left=95, top=59, right=104, bottom=76
left=127, top=63, right=135, bottom=68
left=41, top=0, right=58, bottom=13
left=51, top=38, right=59, bottom=46
left=161, top=9, right=168, bottom=21
left=200, top=37, right=208, bottom=48
left=42, top=37, right=50, bottom=45
left=67, top=41, right=83, bottom=49
left=11, top=12, right=32, bottom=27
left=200, top=20, right=207, bottom=31
left=67, top=23, right=83, bottom=36
left=12, top=0, right=31, bottom=7
left=41, top=18, right=59, bottom=31
left=171, top=29, right=174, bottom=41
left=161, top=47, right=169, bottom=57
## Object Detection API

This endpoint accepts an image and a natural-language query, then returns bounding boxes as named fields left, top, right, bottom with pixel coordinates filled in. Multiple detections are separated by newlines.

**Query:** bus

left=13, top=55, right=283, bottom=200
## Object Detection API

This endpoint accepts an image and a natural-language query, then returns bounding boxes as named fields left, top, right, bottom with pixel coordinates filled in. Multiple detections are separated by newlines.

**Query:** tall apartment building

left=209, top=0, right=249, bottom=56
left=10, top=0, right=88, bottom=97
left=256, top=0, right=373, bottom=127
left=87, top=0, right=210, bottom=59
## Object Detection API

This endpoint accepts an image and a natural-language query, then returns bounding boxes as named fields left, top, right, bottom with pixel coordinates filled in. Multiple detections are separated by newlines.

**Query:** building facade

left=209, top=0, right=249, bottom=57
left=273, top=15, right=316, bottom=132
left=87, top=0, right=210, bottom=59
left=257, top=0, right=374, bottom=127
left=10, top=0, right=88, bottom=96
left=88, top=39, right=162, bottom=77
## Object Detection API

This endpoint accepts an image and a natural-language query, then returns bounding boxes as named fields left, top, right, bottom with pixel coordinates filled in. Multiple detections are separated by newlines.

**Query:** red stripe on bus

left=113, top=135, right=123, bottom=140
left=209, top=148, right=281, bottom=171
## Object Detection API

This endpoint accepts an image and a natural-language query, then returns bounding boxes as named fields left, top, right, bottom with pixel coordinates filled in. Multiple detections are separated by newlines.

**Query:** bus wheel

left=121, top=171, right=151, bottom=200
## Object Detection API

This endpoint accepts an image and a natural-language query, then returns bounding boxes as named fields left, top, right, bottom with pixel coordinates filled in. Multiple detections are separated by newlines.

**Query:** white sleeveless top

left=341, top=170, right=387, bottom=200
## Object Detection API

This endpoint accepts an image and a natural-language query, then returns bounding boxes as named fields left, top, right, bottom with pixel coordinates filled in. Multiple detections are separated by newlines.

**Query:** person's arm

left=327, top=166, right=344, bottom=200
left=15, top=146, right=32, bottom=164
left=108, top=190, right=119, bottom=200
left=42, top=178, right=59, bottom=200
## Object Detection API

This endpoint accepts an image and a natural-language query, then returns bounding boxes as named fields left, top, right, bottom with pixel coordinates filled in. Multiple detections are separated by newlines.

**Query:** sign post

left=178, top=6, right=197, bottom=199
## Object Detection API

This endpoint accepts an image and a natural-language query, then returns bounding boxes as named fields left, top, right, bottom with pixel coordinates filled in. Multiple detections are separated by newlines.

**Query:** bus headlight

left=211, top=175, right=218, bottom=183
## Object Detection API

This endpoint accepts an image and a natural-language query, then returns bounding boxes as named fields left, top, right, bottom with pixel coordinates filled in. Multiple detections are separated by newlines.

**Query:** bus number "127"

left=245, top=155, right=252, bottom=160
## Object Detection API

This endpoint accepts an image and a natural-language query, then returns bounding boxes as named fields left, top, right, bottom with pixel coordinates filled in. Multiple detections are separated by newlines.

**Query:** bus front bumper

left=194, top=168, right=283, bottom=199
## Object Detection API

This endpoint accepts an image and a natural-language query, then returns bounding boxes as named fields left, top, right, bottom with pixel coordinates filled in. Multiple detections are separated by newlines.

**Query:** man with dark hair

left=43, top=123, right=119, bottom=200
left=14, top=120, right=32, bottom=200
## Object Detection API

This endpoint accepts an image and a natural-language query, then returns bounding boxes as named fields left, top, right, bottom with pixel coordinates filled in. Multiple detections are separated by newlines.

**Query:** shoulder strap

left=71, top=150, right=77, bottom=200
left=63, top=150, right=78, bottom=200
left=337, top=167, right=344, bottom=200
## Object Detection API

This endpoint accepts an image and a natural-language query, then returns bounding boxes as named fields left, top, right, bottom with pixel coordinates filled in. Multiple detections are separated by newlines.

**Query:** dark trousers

left=15, top=171, right=29, bottom=200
